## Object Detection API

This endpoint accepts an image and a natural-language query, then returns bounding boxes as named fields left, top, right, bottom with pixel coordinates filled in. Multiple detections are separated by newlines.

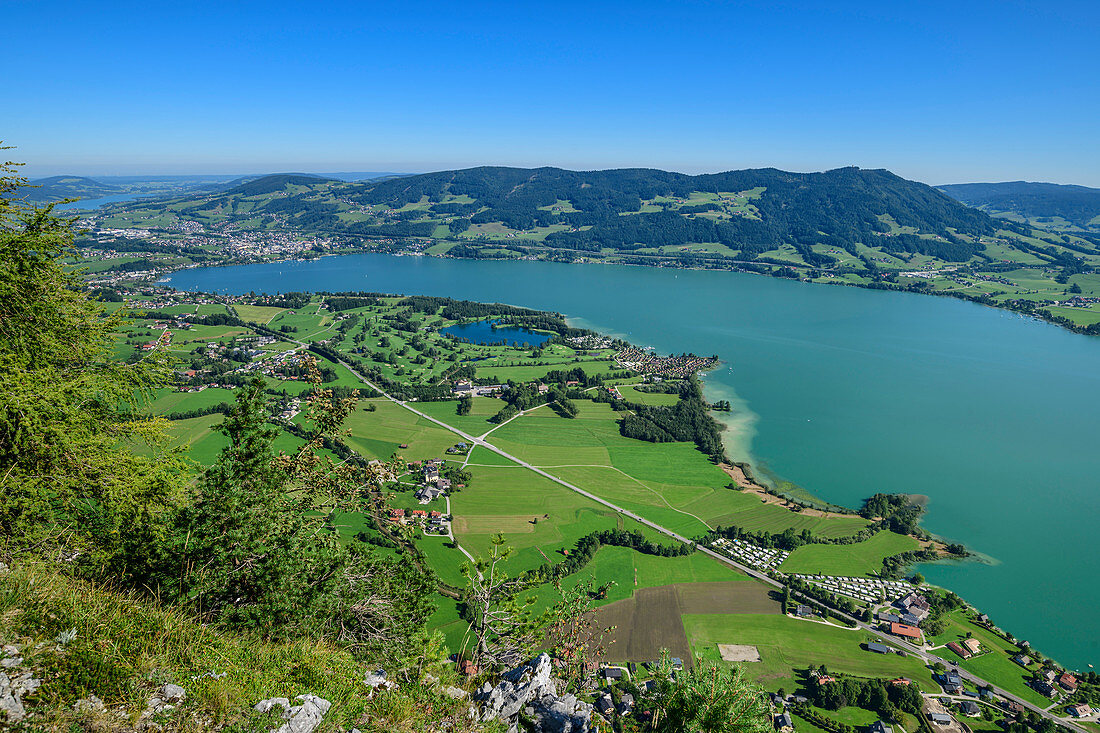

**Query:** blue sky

left=6, top=0, right=1099, bottom=185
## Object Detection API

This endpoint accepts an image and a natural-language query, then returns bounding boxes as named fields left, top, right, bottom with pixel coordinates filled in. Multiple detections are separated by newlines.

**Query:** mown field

left=683, top=613, right=938, bottom=692
left=486, top=400, right=870, bottom=540
left=779, top=531, right=919, bottom=576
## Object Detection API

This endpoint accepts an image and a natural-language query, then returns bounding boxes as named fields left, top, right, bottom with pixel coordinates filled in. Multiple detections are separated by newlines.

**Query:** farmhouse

left=962, top=638, right=981, bottom=655
left=775, top=712, right=794, bottom=732
left=867, top=721, right=893, bottom=733
left=947, top=642, right=972, bottom=659
left=1013, top=655, right=1032, bottom=667
left=867, top=642, right=891, bottom=654
left=889, top=622, right=922, bottom=640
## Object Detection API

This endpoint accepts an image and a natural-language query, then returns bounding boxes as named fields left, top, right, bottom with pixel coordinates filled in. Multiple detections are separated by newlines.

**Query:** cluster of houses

left=711, top=538, right=790, bottom=570
left=451, top=380, right=507, bottom=397
left=612, top=347, right=718, bottom=378
left=1030, top=668, right=1080, bottom=699
left=388, top=507, right=449, bottom=535
left=410, top=459, right=453, bottom=504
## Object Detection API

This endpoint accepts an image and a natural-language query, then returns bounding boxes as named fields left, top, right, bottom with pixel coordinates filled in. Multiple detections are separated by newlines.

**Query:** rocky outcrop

left=0, top=646, right=41, bottom=725
left=254, top=694, right=331, bottom=733
left=138, top=683, right=187, bottom=728
left=475, top=654, right=592, bottom=733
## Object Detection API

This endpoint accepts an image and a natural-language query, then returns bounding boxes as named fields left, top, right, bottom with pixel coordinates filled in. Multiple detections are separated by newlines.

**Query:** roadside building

left=947, top=642, right=972, bottom=660
left=889, top=622, right=922, bottom=641
left=867, top=642, right=891, bottom=654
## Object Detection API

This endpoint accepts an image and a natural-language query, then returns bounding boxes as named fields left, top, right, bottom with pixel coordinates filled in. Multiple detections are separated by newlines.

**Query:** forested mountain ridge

left=16, top=174, right=122, bottom=202
left=98, top=165, right=1003, bottom=263
left=938, top=181, right=1100, bottom=233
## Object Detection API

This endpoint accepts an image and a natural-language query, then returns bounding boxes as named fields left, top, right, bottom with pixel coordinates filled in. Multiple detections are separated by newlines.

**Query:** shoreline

left=106, top=241, right=1100, bottom=338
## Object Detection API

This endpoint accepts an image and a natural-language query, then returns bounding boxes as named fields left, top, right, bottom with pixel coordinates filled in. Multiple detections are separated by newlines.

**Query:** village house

left=775, top=712, right=794, bottom=732
left=1013, top=654, right=1032, bottom=667
left=1032, top=680, right=1056, bottom=698
left=1059, top=673, right=1078, bottom=692
left=962, top=638, right=981, bottom=655
left=415, top=486, right=442, bottom=504
left=1068, top=703, right=1092, bottom=718
left=958, top=701, right=980, bottom=717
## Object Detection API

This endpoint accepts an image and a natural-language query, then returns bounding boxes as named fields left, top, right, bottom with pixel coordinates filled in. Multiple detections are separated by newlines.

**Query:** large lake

left=163, top=254, right=1100, bottom=669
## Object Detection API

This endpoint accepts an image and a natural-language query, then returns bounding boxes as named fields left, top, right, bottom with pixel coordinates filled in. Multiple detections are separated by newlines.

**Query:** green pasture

left=779, top=532, right=919, bottom=577
left=342, top=400, right=462, bottom=461
left=683, top=613, right=936, bottom=693
left=235, top=304, right=287, bottom=323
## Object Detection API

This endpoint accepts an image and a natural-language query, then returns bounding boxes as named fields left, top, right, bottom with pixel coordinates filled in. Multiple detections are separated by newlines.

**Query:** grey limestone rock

left=0, top=670, right=42, bottom=724
left=480, top=654, right=591, bottom=732
left=255, top=694, right=331, bottom=733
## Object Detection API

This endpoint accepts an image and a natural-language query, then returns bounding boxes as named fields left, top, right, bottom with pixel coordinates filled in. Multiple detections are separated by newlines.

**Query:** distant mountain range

left=100, top=165, right=1020, bottom=265
left=938, top=181, right=1100, bottom=232
left=17, top=175, right=123, bottom=202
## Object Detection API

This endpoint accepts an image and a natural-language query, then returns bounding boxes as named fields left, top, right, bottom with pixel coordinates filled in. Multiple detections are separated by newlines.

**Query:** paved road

left=318, top=347, right=1080, bottom=733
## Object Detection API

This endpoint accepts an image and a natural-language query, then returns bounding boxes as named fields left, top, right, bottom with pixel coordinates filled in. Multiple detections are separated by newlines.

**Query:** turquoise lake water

left=161, top=254, right=1100, bottom=669
left=54, top=192, right=152, bottom=210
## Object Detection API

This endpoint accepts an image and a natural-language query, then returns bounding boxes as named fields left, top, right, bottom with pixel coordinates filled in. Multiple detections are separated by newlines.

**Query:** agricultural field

left=486, top=401, right=870, bottom=540
left=683, top=613, right=938, bottom=692
left=779, top=531, right=919, bottom=576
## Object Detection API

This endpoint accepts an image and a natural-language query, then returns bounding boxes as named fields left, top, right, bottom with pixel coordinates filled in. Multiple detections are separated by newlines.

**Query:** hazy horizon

left=14, top=163, right=1100, bottom=191
left=7, top=0, right=1099, bottom=188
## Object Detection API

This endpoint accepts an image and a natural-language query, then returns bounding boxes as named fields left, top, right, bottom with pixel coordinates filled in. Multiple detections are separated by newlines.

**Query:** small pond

left=440, top=320, right=551, bottom=347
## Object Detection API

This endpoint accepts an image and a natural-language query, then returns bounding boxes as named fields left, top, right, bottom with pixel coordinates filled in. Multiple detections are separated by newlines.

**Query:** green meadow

left=780, top=531, right=919, bottom=576
left=683, top=614, right=936, bottom=693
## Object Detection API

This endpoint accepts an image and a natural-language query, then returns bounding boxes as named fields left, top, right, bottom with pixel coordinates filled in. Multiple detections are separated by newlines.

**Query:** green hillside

left=18, top=175, right=122, bottom=202
left=939, top=181, right=1100, bottom=233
